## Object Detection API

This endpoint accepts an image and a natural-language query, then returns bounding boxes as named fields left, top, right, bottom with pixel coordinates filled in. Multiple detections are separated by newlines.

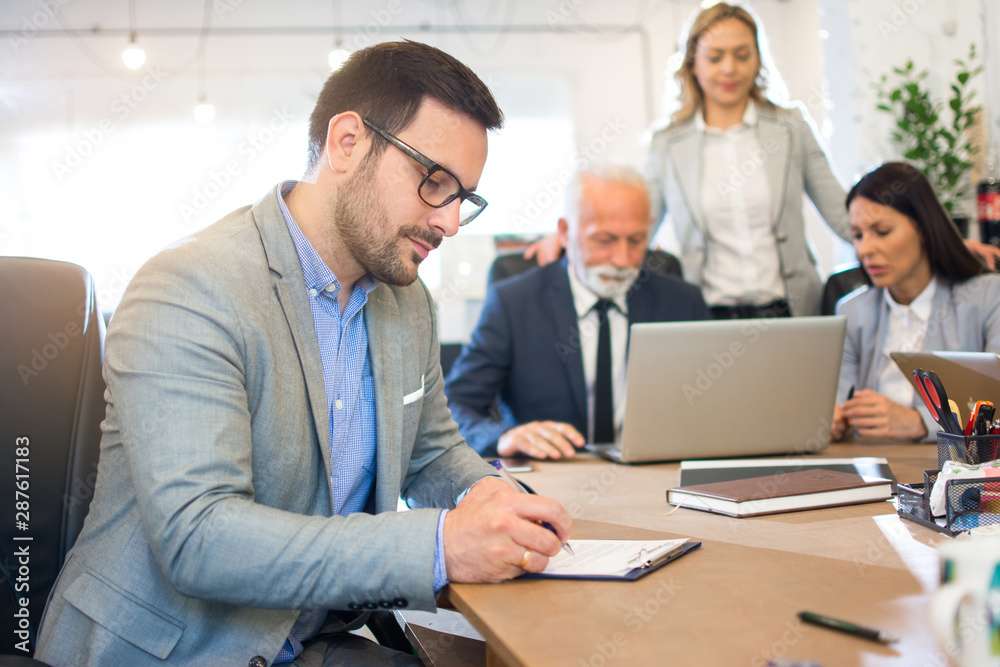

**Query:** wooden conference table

left=439, top=443, right=950, bottom=667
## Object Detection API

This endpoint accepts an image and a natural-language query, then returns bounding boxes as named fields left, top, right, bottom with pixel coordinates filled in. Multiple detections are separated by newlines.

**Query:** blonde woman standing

left=527, top=3, right=999, bottom=317
left=644, top=2, right=846, bottom=318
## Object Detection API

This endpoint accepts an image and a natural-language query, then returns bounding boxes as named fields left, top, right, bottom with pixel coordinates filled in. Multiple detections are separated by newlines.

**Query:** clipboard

left=520, top=540, right=701, bottom=581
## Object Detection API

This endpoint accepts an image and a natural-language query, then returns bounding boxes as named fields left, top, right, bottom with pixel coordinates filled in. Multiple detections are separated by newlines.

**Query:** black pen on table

left=489, top=460, right=575, bottom=556
left=798, top=611, right=897, bottom=644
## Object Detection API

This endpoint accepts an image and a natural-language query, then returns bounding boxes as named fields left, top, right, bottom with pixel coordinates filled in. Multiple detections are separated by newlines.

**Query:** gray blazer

left=836, top=275, right=1000, bottom=439
left=35, top=185, right=495, bottom=666
left=644, top=103, right=852, bottom=316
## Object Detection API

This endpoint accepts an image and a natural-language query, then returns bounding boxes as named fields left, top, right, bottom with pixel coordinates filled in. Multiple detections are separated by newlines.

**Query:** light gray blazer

left=644, top=103, right=852, bottom=316
left=35, top=185, right=495, bottom=666
left=836, top=275, right=1000, bottom=439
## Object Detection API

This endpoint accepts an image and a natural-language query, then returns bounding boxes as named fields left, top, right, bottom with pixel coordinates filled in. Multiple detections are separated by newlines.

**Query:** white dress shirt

left=697, top=100, right=784, bottom=307
left=567, top=267, right=629, bottom=442
left=875, top=278, right=937, bottom=408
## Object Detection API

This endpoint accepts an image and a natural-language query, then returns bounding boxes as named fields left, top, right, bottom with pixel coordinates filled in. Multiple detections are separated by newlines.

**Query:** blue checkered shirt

left=273, top=182, right=449, bottom=662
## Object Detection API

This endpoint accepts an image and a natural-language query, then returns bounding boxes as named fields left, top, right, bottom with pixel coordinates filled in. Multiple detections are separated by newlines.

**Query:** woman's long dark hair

left=846, top=162, right=988, bottom=282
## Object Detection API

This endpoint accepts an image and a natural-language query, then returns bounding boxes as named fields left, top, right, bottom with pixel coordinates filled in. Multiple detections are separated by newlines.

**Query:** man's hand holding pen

left=444, top=478, right=572, bottom=583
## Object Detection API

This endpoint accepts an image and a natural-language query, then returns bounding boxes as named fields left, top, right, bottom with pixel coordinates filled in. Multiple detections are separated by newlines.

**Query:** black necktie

left=593, top=299, right=615, bottom=443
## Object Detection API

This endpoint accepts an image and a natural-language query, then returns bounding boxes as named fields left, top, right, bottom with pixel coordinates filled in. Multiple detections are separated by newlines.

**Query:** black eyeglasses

left=362, top=119, right=488, bottom=226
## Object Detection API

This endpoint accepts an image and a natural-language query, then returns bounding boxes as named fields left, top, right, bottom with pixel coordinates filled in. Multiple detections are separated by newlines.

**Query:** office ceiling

left=0, top=0, right=678, bottom=80
left=0, top=0, right=684, bottom=135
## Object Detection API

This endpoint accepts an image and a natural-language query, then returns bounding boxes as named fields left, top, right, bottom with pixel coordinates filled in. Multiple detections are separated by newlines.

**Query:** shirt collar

left=695, top=99, right=758, bottom=134
left=883, top=276, right=937, bottom=323
left=277, top=180, right=380, bottom=297
left=566, top=263, right=629, bottom=319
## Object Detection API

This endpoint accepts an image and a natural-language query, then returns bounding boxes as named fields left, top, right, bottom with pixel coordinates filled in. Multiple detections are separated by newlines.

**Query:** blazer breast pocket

left=402, top=374, right=425, bottom=406
left=402, top=374, right=425, bottom=428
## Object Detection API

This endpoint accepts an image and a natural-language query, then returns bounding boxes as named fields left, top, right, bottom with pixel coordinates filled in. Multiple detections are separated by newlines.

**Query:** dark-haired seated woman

left=832, top=162, right=1000, bottom=442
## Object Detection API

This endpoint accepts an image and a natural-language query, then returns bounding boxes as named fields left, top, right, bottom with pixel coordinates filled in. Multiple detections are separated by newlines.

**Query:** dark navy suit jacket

left=444, top=257, right=710, bottom=456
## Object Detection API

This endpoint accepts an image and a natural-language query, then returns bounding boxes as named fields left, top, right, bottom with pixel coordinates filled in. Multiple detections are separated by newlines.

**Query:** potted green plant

left=874, top=44, right=982, bottom=230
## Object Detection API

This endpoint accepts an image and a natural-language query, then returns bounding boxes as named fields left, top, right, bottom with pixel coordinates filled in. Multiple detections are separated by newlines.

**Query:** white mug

left=932, top=537, right=1000, bottom=666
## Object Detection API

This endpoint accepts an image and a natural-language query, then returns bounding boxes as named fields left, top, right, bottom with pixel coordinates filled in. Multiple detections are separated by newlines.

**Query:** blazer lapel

left=252, top=188, right=333, bottom=495
left=668, top=129, right=705, bottom=232
left=757, top=108, right=791, bottom=228
left=273, top=279, right=333, bottom=484
left=624, top=280, right=656, bottom=360
left=626, top=281, right=653, bottom=325
left=547, top=260, right=587, bottom=428
left=862, top=289, right=890, bottom=391
left=922, top=280, right=952, bottom=351
left=364, top=285, right=404, bottom=513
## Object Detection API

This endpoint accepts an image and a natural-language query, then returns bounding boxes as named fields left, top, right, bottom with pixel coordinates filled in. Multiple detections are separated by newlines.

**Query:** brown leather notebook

left=666, top=469, right=893, bottom=518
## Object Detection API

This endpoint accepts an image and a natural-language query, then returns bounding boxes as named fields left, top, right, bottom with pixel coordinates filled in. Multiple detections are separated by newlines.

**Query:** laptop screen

left=605, top=317, right=846, bottom=463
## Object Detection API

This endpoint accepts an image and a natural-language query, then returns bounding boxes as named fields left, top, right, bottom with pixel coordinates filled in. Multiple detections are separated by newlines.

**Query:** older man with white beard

left=444, top=164, right=710, bottom=460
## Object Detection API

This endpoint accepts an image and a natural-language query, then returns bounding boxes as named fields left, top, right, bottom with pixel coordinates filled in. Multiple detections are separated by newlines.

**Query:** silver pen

left=489, top=460, right=575, bottom=556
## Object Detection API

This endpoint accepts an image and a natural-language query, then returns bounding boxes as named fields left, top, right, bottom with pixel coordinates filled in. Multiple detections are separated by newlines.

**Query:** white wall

left=1, top=0, right=995, bottom=342
left=1, top=0, right=679, bottom=335
left=820, top=0, right=996, bottom=220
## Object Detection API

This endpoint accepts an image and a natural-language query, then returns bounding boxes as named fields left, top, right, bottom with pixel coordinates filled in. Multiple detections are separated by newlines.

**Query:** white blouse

left=875, top=278, right=937, bottom=408
left=697, top=100, right=783, bottom=307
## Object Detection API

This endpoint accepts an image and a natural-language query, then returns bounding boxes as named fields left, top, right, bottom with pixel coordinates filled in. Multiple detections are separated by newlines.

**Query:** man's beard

left=576, top=264, right=639, bottom=300
left=335, top=157, right=442, bottom=286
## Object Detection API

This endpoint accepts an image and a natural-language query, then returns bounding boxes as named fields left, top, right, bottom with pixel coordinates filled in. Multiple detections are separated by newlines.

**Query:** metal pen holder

left=897, top=470, right=954, bottom=536
left=936, top=431, right=1000, bottom=468
left=897, top=469, right=1000, bottom=535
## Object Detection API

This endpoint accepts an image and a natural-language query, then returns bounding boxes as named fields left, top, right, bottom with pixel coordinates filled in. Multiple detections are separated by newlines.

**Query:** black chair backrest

left=0, top=257, right=106, bottom=656
left=821, top=264, right=870, bottom=315
left=439, top=342, right=464, bottom=380
left=487, top=248, right=683, bottom=286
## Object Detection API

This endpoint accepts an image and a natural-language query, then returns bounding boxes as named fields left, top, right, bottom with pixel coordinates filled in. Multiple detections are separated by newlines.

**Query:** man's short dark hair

left=306, top=40, right=504, bottom=171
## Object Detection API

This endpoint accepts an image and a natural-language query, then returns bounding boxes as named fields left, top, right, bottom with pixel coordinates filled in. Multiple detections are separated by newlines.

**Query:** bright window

left=1, top=74, right=574, bottom=310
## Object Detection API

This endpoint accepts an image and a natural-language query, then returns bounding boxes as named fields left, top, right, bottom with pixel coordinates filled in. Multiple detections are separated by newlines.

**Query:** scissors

left=912, top=368, right=963, bottom=435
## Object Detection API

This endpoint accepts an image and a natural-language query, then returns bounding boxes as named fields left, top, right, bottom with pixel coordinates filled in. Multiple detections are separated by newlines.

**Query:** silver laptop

left=891, top=351, right=1000, bottom=417
left=586, top=316, right=847, bottom=463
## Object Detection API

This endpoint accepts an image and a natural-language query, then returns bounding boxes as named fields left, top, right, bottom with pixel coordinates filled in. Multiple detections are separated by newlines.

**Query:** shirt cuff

left=433, top=509, right=449, bottom=592
left=435, top=477, right=503, bottom=592
left=456, top=475, right=501, bottom=504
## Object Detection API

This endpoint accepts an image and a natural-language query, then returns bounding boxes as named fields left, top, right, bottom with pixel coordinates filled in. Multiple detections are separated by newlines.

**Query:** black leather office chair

left=0, top=657, right=49, bottom=667
left=439, top=342, right=464, bottom=380
left=0, top=257, right=106, bottom=658
left=0, top=258, right=419, bottom=662
left=487, top=248, right=683, bottom=286
left=821, top=264, right=870, bottom=315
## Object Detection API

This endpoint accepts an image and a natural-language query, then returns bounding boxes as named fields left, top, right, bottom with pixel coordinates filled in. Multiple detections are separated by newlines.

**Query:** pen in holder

left=936, top=431, right=1000, bottom=469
